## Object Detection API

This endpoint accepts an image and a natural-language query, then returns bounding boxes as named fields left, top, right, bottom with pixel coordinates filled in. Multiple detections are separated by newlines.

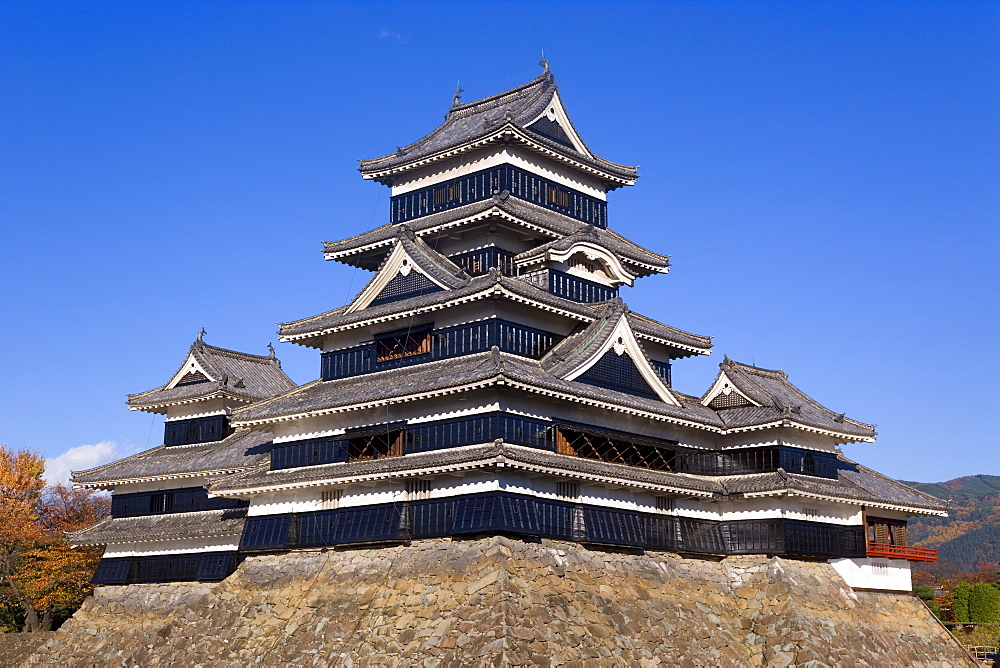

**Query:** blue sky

left=1, top=1, right=997, bottom=484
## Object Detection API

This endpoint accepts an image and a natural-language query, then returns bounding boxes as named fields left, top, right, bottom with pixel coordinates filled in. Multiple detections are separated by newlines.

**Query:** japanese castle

left=71, top=63, right=946, bottom=592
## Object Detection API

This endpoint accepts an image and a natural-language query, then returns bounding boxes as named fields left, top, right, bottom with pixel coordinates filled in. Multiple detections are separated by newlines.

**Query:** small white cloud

left=45, top=441, right=119, bottom=486
left=377, top=27, right=402, bottom=41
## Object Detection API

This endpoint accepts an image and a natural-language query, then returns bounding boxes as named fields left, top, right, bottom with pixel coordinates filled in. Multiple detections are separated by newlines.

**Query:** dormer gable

left=166, top=353, right=217, bottom=389
left=345, top=227, right=470, bottom=314
left=700, top=369, right=761, bottom=409
left=542, top=302, right=679, bottom=405
left=524, top=91, right=592, bottom=157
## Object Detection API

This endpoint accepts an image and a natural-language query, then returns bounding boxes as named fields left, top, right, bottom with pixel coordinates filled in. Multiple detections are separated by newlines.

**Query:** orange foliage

left=0, top=446, right=109, bottom=632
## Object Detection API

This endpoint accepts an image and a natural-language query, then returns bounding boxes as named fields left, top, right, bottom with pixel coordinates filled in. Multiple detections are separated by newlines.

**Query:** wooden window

left=555, top=427, right=674, bottom=471
left=347, top=430, right=403, bottom=461
left=320, top=490, right=342, bottom=510
left=556, top=481, right=579, bottom=500
left=655, top=496, right=675, bottom=512
left=447, top=182, right=460, bottom=201
left=547, top=185, right=570, bottom=208
left=375, top=330, right=432, bottom=362
left=433, top=187, right=448, bottom=205
left=405, top=479, right=433, bottom=501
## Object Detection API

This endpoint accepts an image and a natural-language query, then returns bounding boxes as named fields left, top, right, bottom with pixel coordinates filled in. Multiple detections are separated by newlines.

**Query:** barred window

left=555, top=481, right=579, bottom=500
left=405, top=479, right=433, bottom=500
left=375, top=330, right=432, bottom=362
left=321, top=490, right=343, bottom=510
left=655, top=496, right=675, bottom=512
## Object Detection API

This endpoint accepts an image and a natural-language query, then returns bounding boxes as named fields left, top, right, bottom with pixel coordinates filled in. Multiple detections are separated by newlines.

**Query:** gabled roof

left=322, top=196, right=567, bottom=268
left=67, top=508, right=247, bottom=546
left=702, top=358, right=877, bottom=442
left=343, top=226, right=470, bottom=314
left=358, top=67, right=638, bottom=187
left=722, top=459, right=948, bottom=515
left=126, top=338, right=297, bottom=413
left=541, top=300, right=679, bottom=405
left=278, top=270, right=711, bottom=357
left=230, top=350, right=725, bottom=431
left=71, top=429, right=273, bottom=488
left=514, top=225, right=670, bottom=280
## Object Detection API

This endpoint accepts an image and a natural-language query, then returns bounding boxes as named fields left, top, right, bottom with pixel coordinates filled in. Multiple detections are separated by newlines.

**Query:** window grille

left=548, top=269, right=618, bottom=303
left=405, top=479, right=433, bottom=500
left=655, top=496, right=675, bottom=512
left=447, top=248, right=517, bottom=276
left=389, top=165, right=607, bottom=228
left=111, top=487, right=247, bottom=518
left=801, top=507, right=819, bottom=518
left=375, top=329, right=432, bottom=362
left=555, top=481, right=579, bottom=500
left=555, top=426, right=675, bottom=471
left=872, top=561, right=890, bottom=576
left=163, top=415, right=232, bottom=446
left=321, top=489, right=343, bottom=510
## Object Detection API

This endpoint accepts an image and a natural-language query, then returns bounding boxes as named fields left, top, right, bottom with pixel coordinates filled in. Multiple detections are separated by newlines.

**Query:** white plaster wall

left=113, top=477, right=211, bottom=494
left=103, top=535, right=240, bottom=558
left=717, top=429, right=841, bottom=453
left=390, top=147, right=608, bottom=199
left=718, top=498, right=862, bottom=525
left=165, top=399, right=230, bottom=422
left=830, top=557, right=912, bottom=591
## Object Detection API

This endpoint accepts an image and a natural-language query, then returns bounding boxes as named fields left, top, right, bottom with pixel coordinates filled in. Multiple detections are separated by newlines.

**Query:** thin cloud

left=44, top=441, right=118, bottom=486
left=377, top=27, right=404, bottom=42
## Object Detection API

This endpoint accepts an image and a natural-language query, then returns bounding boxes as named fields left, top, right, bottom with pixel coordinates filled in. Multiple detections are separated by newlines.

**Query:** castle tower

left=72, top=65, right=946, bottom=593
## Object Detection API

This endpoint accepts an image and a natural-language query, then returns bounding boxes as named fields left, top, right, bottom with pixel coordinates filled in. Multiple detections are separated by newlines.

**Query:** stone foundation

left=26, top=536, right=972, bottom=667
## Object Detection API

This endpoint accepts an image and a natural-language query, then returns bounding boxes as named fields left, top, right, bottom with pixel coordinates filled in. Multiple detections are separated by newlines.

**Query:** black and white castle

left=71, top=64, right=945, bottom=592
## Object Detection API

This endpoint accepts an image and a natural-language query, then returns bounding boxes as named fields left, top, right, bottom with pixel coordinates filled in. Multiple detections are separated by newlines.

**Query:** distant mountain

left=901, top=474, right=1000, bottom=571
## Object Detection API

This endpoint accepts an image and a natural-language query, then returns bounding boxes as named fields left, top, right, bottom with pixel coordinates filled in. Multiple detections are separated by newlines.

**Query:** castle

left=70, top=62, right=946, bottom=595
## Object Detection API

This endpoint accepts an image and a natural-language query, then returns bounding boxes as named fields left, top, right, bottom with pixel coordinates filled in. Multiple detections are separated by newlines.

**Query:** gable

left=524, top=92, right=592, bottom=156
left=369, top=271, right=441, bottom=307
left=559, top=315, right=680, bottom=406
left=577, top=350, right=659, bottom=400
left=165, top=354, right=216, bottom=389
left=701, top=371, right=761, bottom=409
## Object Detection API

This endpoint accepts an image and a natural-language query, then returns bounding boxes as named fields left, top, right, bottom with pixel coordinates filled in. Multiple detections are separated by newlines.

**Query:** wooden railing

left=867, top=542, right=938, bottom=562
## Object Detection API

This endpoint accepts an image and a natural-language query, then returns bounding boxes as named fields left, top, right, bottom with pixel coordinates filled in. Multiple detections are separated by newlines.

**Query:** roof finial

left=452, top=80, right=464, bottom=107
left=267, top=342, right=276, bottom=359
left=197, top=327, right=206, bottom=342
left=539, top=50, right=549, bottom=74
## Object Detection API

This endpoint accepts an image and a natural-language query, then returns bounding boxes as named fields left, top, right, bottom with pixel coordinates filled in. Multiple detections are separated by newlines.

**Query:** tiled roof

left=278, top=269, right=710, bottom=356
left=209, top=442, right=723, bottom=496
left=322, top=196, right=642, bottom=270
left=514, top=225, right=670, bottom=276
left=720, top=460, right=948, bottom=514
left=706, top=359, right=877, bottom=441
left=127, top=339, right=297, bottom=411
left=67, top=508, right=247, bottom=546
left=230, top=350, right=725, bottom=430
left=358, top=69, right=638, bottom=184
left=71, top=429, right=273, bottom=486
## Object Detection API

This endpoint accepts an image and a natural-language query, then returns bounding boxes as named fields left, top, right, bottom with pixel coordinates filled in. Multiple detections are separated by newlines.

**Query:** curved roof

left=358, top=68, right=638, bottom=186
left=127, top=339, right=296, bottom=412
left=68, top=508, right=247, bottom=546
left=704, top=358, right=877, bottom=441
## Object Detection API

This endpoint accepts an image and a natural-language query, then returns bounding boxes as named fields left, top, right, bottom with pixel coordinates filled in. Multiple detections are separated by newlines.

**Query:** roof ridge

left=448, top=71, right=553, bottom=118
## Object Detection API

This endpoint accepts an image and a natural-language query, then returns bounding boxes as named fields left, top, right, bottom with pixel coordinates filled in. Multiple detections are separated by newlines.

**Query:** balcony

left=867, top=542, right=938, bottom=562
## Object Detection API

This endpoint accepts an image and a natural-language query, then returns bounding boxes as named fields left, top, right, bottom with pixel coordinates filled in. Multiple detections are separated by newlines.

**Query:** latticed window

left=547, top=184, right=570, bottom=208
left=655, top=496, right=675, bottom=512
left=555, top=481, right=579, bottom=500
left=555, top=426, right=675, bottom=471
left=375, top=330, right=432, bottom=362
left=405, top=479, right=433, bottom=500
left=320, top=490, right=342, bottom=510
left=347, top=429, right=403, bottom=461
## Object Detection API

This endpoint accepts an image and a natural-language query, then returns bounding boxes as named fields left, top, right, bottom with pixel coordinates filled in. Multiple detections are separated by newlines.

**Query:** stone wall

left=26, top=536, right=973, bottom=667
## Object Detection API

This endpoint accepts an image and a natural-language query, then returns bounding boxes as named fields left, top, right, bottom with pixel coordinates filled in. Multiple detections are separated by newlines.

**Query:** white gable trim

left=547, top=241, right=637, bottom=286
left=526, top=92, right=593, bottom=157
left=166, top=354, right=216, bottom=389
left=561, top=316, right=680, bottom=406
left=700, top=371, right=761, bottom=407
left=345, top=241, right=452, bottom=314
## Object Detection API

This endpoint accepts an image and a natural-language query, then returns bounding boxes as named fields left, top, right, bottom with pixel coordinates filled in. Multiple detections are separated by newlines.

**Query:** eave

left=360, top=124, right=637, bottom=189
left=740, top=489, right=948, bottom=517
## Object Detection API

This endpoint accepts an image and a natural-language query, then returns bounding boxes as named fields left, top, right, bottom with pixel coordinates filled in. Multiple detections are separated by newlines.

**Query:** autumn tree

left=0, top=446, right=109, bottom=632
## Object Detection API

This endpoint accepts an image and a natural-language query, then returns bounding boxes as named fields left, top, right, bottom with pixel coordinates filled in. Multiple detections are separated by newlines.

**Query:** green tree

left=968, top=582, right=1000, bottom=623
left=953, top=582, right=972, bottom=623
left=914, top=585, right=940, bottom=618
